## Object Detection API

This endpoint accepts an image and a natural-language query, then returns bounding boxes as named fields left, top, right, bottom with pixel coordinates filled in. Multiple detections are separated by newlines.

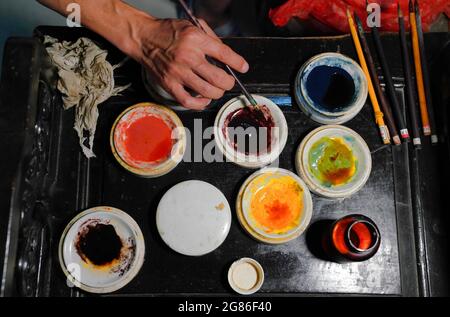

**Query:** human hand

left=130, top=17, right=249, bottom=110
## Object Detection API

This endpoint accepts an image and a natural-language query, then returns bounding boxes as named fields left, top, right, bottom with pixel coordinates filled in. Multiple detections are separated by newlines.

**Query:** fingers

left=181, top=70, right=225, bottom=100
left=140, top=18, right=248, bottom=110
left=195, top=62, right=235, bottom=91
left=169, top=82, right=211, bottom=110
left=203, top=40, right=249, bottom=74
left=196, top=20, right=249, bottom=74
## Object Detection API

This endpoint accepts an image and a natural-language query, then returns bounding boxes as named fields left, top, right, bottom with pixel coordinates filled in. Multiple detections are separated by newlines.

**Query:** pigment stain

left=306, top=65, right=355, bottom=112
left=224, top=105, right=275, bottom=155
left=249, top=175, right=303, bottom=234
left=124, top=115, right=173, bottom=163
left=308, top=137, right=356, bottom=186
left=75, top=222, right=123, bottom=267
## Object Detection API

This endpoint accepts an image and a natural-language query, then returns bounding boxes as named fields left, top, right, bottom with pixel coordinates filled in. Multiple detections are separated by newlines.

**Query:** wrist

left=121, top=13, right=160, bottom=62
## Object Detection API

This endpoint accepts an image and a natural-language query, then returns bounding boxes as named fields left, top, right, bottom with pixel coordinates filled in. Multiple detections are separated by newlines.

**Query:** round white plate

left=58, top=206, right=145, bottom=294
left=156, top=180, right=231, bottom=256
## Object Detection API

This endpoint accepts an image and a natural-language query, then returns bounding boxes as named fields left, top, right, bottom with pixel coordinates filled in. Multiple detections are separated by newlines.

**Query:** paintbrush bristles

left=409, top=0, right=414, bottom=13
left=354, top=13, right=364, bottom=33
left=398, top=3, right=403, bottom=18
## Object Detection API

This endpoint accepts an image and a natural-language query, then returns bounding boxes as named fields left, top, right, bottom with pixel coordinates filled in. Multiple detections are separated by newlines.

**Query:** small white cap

left=228, top=258, right=264, bottom=295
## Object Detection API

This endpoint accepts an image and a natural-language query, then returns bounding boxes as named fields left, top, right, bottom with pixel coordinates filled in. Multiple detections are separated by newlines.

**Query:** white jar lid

left=156, top=180, right=231, bottom=256
left=228, top=257, right=264, bottom=295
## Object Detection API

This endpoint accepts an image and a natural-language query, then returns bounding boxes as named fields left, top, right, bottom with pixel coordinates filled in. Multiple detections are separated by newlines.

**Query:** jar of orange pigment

left=327, top=214, right=381, bottom=262
left=110, top=102, right=186, bottom=177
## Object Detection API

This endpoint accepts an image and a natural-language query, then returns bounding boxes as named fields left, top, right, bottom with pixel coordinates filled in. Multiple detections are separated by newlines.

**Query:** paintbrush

left=398, top=3, right=422, bottom=148
left=409, top=0, right=431, bottom=136
left=354, top=13, right=400, bottom=145
left=177, top=0, right=259, bottom=109
left=347, top=8, right=390, bottom=145
left=414, top=0, right=438, bottom=143
left=367, top=2, right=410, bottom=142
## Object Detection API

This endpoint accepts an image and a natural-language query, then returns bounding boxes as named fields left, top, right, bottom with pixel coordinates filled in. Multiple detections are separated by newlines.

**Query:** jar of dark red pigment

left=327, top=214, right=380, bottom=262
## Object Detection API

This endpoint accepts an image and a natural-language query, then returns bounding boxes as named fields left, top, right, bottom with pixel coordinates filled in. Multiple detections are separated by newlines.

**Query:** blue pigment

left=306, top=65, right=355, bottom=112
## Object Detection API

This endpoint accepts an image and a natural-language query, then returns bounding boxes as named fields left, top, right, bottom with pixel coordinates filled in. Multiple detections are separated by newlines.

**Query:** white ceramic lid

left=156, top=180, right=231, bottom=256
left=228, top=257, right=264, bottom=295
left=58, top=206, right=145, bottom=294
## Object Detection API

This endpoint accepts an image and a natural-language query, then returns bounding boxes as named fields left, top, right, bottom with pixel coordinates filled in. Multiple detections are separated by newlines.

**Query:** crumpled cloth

left=44, top=36, right=130, bottom=158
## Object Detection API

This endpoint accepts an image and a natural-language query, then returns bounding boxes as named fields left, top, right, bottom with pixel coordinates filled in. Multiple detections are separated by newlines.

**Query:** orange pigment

left=124, top=115, right=173, bottom=163
left=332, top=219, right=373, bottom=254
left=250, top=176, right=303, bottom=234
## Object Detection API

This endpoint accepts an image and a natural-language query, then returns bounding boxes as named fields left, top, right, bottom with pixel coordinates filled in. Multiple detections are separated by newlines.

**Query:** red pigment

left=332, top=219, right=374, bottom=255
left=331, top=217, right=354, bottom=255
left=349, top=222, right=373, bottom=251
left=124, top=115, right=173, bottom=163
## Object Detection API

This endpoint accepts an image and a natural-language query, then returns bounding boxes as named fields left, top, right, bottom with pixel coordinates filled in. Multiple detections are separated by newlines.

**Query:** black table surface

left=0, top=26, right=448, bottom=297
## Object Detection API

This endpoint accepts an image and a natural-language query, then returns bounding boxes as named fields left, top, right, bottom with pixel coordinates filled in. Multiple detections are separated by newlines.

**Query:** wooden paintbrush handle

left=410, top=10, right=431, bottom=135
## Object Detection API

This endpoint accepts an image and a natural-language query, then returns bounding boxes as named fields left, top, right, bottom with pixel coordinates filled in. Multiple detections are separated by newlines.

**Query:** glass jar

left=327, top=214, right=381, bottom=262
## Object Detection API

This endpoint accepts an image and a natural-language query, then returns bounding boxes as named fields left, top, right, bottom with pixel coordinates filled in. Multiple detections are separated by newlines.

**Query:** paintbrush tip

left=409, top=0, right=414, bottom=13
left=398, top=3, right=403, bottom=17
left=354, top=13, right=363, bottom=30
left=346, top=7, right=351, bottom=18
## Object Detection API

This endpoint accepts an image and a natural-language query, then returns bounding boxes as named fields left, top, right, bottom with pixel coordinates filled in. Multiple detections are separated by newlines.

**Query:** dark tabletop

left=0, top=27, right=448, bottom=297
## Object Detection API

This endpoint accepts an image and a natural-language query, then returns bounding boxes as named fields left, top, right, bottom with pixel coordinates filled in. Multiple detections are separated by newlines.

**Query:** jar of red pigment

left=327, top=214, right=380, bottom=262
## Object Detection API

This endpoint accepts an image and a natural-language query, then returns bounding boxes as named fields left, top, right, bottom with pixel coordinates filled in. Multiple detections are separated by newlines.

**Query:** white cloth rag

left=44, top=36, right=130, bottom=158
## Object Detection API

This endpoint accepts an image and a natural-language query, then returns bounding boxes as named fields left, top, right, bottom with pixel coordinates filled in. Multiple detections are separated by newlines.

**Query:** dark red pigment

left=223, top=106, right=275, bottom=155
left=75, top=223, right=123, bottom=266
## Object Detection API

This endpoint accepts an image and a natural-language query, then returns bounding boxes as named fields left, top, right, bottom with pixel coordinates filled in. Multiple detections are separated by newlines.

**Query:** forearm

left=37, top=0, right=248, bottom=110
left=37, top=0, right=155, bottom=60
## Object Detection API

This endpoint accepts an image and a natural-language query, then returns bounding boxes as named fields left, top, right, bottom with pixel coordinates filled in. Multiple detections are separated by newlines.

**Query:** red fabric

left=269, top=0, right=449, bottom=33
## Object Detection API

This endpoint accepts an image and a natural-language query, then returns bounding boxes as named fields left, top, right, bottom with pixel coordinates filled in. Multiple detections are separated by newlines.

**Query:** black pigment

left=76, top=223, right=123, bottom=266
left=306, top=65, right=356, bottom=112
left=224, top=106, right=274, bottom=155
